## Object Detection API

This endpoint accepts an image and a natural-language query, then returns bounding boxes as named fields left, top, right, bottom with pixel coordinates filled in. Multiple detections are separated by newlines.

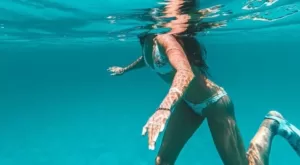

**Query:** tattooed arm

left=156, top=34, right=195, bottom=110
left=107, top=56, right=145, bottom=76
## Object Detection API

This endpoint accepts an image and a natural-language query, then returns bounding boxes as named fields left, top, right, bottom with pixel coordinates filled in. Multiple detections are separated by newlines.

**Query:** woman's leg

left=206, top=95, right=300, bottom=165
left=156, top=99, right=205, bottom=165
left=205, top=96, right=249, bottom=165
left=246, top=111, right=279, bottom=165
left=247, top=111, right=300, bottom=165
left=206, top=96, right=278, bottom=165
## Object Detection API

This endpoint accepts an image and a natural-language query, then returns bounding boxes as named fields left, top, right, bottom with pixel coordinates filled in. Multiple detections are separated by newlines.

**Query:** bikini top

left=142, top=35, right=207, bottom=75
left=142, top=37, right=174, bottom=75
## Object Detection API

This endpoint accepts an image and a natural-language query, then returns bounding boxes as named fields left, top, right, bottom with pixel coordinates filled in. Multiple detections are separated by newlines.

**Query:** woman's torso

left=142, top=35, right=223, bottom=105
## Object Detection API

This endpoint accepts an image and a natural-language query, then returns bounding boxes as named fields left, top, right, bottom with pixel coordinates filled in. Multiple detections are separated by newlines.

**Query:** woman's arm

left=155, top=34, right=195, bottom=110
left=123, top=56, right=145, bottom=72
left=107, top=56, right=145, bottom=75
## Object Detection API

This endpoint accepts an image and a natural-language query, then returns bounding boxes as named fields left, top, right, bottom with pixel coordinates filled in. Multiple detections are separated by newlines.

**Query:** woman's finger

left=149, top=124, right=161, bottom=150
left=159, top=123, right=165, bottom=132
left=148, top=124, right=154, bottom=148
left=142, top=124, right=148, bottom=136
left=153, top=126, right=161, bottom=144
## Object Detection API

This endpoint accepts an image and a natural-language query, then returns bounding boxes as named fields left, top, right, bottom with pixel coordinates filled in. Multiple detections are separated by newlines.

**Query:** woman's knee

left=155, top=156, right=162, bottom=165
left=155, top=156, right=173, bottom=165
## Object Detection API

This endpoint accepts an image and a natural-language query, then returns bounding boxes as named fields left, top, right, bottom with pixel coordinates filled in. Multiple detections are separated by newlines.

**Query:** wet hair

left=137, top=32, right=148, bottom=46
left=176, top=36, right=209, bottom=76
left=138, top=33, right=209, bottom=76
left=178, top=0, right=198, bottom=15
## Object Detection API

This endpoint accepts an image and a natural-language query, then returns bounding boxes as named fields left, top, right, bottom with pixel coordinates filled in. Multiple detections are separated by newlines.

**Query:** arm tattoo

left=123, top=56, right=145, bottom=72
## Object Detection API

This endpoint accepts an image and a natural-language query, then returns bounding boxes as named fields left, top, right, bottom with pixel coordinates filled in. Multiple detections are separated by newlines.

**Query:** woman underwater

left=108, top=32, right=300, bottom=165
left=107, top=1, right=300, bottom=165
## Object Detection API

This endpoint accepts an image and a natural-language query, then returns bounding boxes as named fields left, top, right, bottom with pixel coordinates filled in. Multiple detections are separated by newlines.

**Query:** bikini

left=142, top=38, right=227, bottom=115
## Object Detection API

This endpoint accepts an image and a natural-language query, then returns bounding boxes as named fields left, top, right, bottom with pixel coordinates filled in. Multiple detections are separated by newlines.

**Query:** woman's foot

left=265, top=110, right=300, bottom=156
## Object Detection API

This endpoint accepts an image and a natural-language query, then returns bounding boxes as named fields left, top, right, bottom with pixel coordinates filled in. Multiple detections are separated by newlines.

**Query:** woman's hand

left=142, top=109, right=171, bottom=150
left=107, top=66, right=125, bottom=76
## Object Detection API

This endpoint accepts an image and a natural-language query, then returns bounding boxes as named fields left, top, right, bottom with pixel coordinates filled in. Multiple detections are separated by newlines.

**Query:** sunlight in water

left=0, top=0, right=299, bottom=45
left=105, top=0, right=299, bottom=42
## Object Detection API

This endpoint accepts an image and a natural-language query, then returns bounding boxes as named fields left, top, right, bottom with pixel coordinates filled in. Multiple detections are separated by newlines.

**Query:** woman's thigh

left=206, top=96, right=248, bottom=165
left=156, top=99, right=206, bottom=164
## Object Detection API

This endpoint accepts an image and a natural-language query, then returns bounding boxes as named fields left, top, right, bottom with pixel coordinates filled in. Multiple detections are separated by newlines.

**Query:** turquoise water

left=1, top=0, right=300, bottom=165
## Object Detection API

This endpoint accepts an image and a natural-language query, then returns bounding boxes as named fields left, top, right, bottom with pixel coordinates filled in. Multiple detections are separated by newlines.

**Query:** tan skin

left=107, top=33, right=275, bottom=165
left=106, top=0, right=257, bottom=164
left=125, top=1, right=228, bottom=153
left=107, top=0, right=300, bottom=164
left=143, top=35, right=211, bottom=149
left=107, top=33, right=300, bottom=165
left=141, top=34, right=218, bottom=147
left=140, top=34, right=248, bottom=165
left=107, top=34, right=300, bottom=165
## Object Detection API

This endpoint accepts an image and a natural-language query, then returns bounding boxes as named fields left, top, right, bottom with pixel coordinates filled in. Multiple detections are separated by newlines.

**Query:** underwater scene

left=0, top=0, right=300, bottom=164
